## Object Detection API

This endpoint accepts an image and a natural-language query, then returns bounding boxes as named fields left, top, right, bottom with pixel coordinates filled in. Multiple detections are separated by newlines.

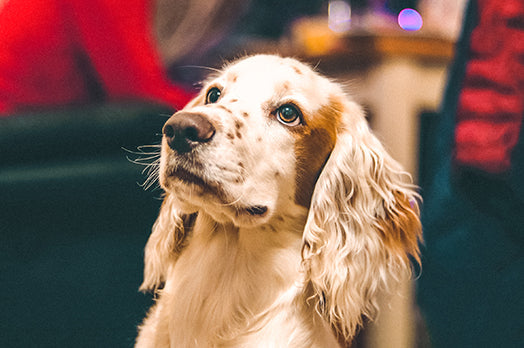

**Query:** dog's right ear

left=139, top=194, right=195, bottom=292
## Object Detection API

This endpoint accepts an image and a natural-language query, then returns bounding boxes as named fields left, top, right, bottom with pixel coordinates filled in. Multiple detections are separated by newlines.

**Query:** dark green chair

left=1, top=103, right=172, bottom=347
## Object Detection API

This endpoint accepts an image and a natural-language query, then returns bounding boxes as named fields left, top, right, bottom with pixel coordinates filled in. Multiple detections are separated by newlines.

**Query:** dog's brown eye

left=206, top=87, right=221, bottom=104
left=277, top=104, right=302, bottom=126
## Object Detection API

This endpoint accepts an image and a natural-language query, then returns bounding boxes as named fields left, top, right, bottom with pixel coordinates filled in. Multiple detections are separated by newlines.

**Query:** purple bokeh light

left=398, top=8, right=423, bottom=31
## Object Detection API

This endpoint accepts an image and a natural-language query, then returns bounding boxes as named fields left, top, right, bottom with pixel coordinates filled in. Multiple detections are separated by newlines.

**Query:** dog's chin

left=180, top=192, right=273, bottom=227
left=161, top=169, right=273, bottom=227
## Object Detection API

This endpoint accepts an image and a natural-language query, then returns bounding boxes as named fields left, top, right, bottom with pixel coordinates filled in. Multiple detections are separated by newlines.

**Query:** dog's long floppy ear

left=139, top=193, right=195, bottom=292
left=302, top=99, right=422, bottom=341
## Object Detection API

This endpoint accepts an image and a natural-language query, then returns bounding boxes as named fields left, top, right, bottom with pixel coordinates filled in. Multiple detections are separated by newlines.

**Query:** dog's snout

left=163, top=112, right=215, bottom=153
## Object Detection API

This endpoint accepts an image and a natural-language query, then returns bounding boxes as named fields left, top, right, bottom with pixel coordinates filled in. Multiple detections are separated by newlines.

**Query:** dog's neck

left=162, top=210, right=312, bottom=345
left=171, top=210, right=307, bottom=289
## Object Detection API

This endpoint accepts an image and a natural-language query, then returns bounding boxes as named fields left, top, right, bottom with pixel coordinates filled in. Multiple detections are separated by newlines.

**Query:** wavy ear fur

left=140, top=194, right=195, bottom=292
left=302, top=100, right=422, bottom=341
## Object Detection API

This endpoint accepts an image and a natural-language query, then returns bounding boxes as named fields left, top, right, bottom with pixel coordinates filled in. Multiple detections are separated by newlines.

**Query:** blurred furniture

left=306, top=32, right=454, bottom=173
left=0, top=103, right=171, bottom=347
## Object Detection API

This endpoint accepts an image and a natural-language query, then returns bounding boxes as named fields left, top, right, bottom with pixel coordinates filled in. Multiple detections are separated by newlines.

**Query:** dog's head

left=158, top=55, right=343, bottom=226
left=142, top=54, right=422, bottom=340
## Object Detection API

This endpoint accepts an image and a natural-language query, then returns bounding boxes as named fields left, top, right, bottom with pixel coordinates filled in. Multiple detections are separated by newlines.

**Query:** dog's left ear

left=301, top=99, right=422, bottom=341
left=140, top=194, right=195, bottom=292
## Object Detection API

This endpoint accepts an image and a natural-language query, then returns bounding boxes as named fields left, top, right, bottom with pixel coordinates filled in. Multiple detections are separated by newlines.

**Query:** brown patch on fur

left=377, top=191, right=422, bottom=264
left=228, top=73, right=238, bottom=83
left=242, top=112, right=249, bottom=118
left=292, top=65, right=303, bottom=75
left=217, top=105, right=232, bottom=114
left=231, top=99, right=238, bottom=103
left=273, top=82, right=291, bottom=99
left=236, top=130, right=242, bottom=139
left=235, top=120, right=244, bottom=129
left=227, top=133, right=235, bottom=140
left=293, top=97, right=343, bottom=208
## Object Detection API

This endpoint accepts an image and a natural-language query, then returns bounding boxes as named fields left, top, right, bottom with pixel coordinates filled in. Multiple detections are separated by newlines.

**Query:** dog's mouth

left=244, top=205, right=268, bottom=216
left=168, top=167, right=218, bottom=193
left=166, top=167, right=269, bottom=219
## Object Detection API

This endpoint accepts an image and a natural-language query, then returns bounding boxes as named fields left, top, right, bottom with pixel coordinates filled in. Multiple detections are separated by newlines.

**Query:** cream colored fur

left=136, top=55, right=421, bottom=347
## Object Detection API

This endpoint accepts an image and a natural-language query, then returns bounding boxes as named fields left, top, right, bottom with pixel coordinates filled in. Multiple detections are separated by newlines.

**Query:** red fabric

left=454, top=0, right=524, bottom=173
left=0, top=0, right=193, bottom=115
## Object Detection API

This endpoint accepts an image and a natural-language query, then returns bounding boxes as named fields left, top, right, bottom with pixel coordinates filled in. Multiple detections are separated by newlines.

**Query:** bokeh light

left=398, top=8, right=423, bottom=31
left=328, top=1, right=351, bottom=33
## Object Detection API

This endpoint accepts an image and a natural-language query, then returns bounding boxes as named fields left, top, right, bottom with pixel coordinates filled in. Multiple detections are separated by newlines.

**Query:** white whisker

left=178, top=65, right=221, bottom=73
left=125, top=144, right=161, bottom=191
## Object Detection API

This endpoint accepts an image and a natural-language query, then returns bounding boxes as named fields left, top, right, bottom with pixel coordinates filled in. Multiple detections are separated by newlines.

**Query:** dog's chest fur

left=152, top=213, right=335, bottom=347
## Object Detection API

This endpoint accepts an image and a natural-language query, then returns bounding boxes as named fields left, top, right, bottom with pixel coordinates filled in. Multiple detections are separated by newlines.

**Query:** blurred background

left=0, top=0, right=473, bottom=347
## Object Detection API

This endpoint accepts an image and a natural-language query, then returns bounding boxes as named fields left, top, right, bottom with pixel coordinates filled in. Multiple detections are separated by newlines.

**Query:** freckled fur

left=136, top=55, right=422, bottom=347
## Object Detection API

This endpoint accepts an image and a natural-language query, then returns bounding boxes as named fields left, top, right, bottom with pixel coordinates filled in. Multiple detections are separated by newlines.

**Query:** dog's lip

left=167, top=167, right=270, bottom=219
left=169, top=167, right=217, bottom=191
left=245, top=205, right=268, bottom=216
left=167, top=167, right=231, bottom=204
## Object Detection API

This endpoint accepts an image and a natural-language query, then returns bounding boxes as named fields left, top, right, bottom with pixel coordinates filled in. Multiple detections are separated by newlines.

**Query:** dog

left=135, top=54, right=422, bottom=347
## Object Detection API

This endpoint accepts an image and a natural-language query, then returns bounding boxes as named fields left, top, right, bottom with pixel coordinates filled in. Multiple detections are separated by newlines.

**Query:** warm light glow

left=328, top=1, right=351, bottom=33
left=398, top=8, right=423, bottom=31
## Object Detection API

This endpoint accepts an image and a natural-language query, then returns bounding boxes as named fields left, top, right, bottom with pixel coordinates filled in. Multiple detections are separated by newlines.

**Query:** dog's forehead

left=227, top=55, right=309, bottom=76
left=219, top=55, right=331, bottom=107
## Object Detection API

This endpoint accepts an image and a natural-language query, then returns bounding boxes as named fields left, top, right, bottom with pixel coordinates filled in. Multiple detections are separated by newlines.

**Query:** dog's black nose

left=163, top=112, right=216, bottom=153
